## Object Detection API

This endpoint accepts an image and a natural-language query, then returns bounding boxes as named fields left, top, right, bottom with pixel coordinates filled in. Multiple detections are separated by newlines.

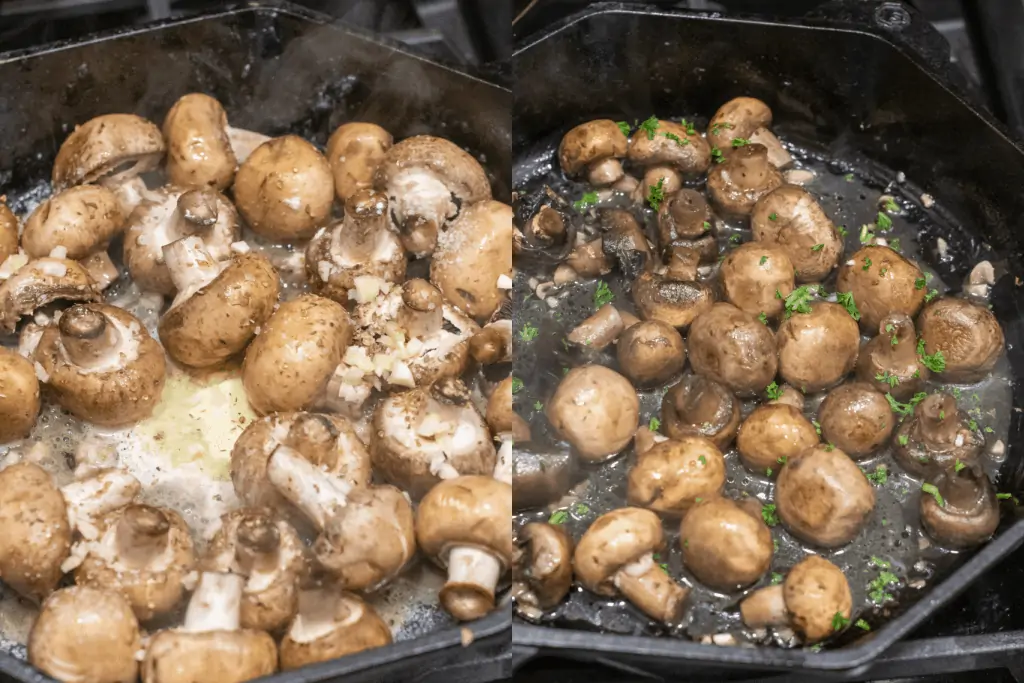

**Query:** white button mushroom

left=162, top=93, right=238, bottom=191
left=279, top=586, right=392, bottom=670
left=775, top=301, right=860, bottom=393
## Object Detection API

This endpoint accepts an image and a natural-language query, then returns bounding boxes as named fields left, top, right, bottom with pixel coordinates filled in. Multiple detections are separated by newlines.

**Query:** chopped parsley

left=868, top=570, right=899, bottom=604
left=519, top=323, right=539, bottom=342
left=773, top=538, right=779, bottom=552
left=862, top=257, right=873, bottom=271
left=890, top=238, right=902, bottom=252
left=758, top=312, right=769, bottom=325
left=765, top=382, right=783, bottom=400
left=836, top=290, right=861, bottom=321
left=832, top=612, right=850, bottom=631
left=768, top=212, right=778, bottom=221
left=925, top=289, right=940, bottom=302
left=837, top=225, right=849, bottom=237
left=615, top=121, right=631, bottom=136
left=876, top=212, right=893, bottom=231
left=732, top=137, right=750, bottom=148
left=680, top=119, right=697, bottom=135
left=573, top=503, right=590, bottom=516
left=968, top=419, right=978, bottom=431
left=710, top=146, right=724, bottom=163
left=762, top=504, right=779, bottom=526
left=659, top=563, right=670, bottom=573
left=855, top=619, right=871, bottom=631
left=647, top=178, right=666, bottom=211
left=880, top=267, right=888, bottom=276
left=702, top=220, right=712, bottom=232
left=759, top=255, right=768, bottom=265
left=730, top=234, right=743, bottom=244
left=824, top=443, right=835, bottom=451
left=917, top=339, right=946, bottom=372
left=864, top=465, right=889, bottom=486
left=898, top=434, right=909, bottom=446
left=770, top=572, right=784, bottom=585
left=594, top=281, right=615, bottom=308
left=533, top=401, right=544, bottom=411
left=766, top=467, right=773, bottom=477
left=954, top=459, right=966, bottom=473
left=885, top=391, right=927, bottom=416
left=812, top=419, right=822, bottom=435
left=915, top=277, right=926, bottom=290
left=997, top=493, right=1018, bottom=504
left=860, top=224, right=875, bottom=244
left=549, top=510, right=568, bottom=525
left=777, top=456, right=787, bottom=465
left=649, top=416, right=661, bottom=432
left=710, top=121, right=735, bottom=135
left=783, top=284, right=820, bottom=317
left=844, top=173, right=855, bottom=182
left=922, top=483, right=944, bottom=507
left=573, top=191, right=598, bottom=211
left=511, top=377, right=524, bottom=393
left=639, top=115, right=660, bottom=140
left=875, top=371, right=900, bottom=388
left=664, top=131, right=688, bottom=145
left=811, top=243, right=824, bottom=252
left=985, top=426, right=995, bottom=433
left=870, top=556, right=891, bottom=569
left=883, top=198, right=900, bottom=213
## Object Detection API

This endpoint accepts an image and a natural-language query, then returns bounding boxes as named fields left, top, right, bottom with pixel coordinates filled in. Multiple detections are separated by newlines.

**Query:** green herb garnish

left=885, top=392, right=927, bottom=416
left=765, top=382, right=783, bottom=400
left=862, top=257, right=873, bottom=271
left=533, top=401, right=544, bottom=411
left=573, top=503, right=590, bottom=516
left=916, top=339, right=946, bottom=372
left=877, top=212, right=893, bottom=231
left=836, top=290, right=861, bottom=321
left=771, top=572, right=784, bottom=585
left=889, top=238, right=902, bottom=252
left=898, top=434, right=909, bottom=446
left=925, top=289, right=940, bottom=303
left=884, top=198, right=899, bottom=213
left=915, top=277, right=926, bottom=290
left=864, top=465, right=889, bottom=486
left=832, top=612, right=850, bottom=631
left=844, top=173, right=855, bottom=182
left=762, top=504, right=779, bottom=526
left=709, top=121, right=735, bottom=135
left=922, top=483, right=944, bottom=507
left=759, top=255, right=768, bottom=265
left=520, top=323, right=539, bottom=342
left=710, top=146, right=724, bottom=163
left=955, top=459, right=966, bottom=473
left=811, top=243, right=824, bottom=252
left=511, top=377, right=523, bottom=394
left=732, top=137, right=750, bottom=148
left=837, top=225, right=849, bottom=237
left=663, top=131, right=688, bottom=145
left=766, top=467, right=773, bottom=477
left=875, top=371, right=900, bottom=388
left=647, top=178, right=666, bottom=211
left=783, top=284, right=819, bottom=318
left=812, top=419, right=822, bottom=435
left=855, top=619, right=871, bottom=631
left=768, top=212, right=778, bottom=221
left=639, top=115, right=660, bottom=140
left=573, top=191, right=598, bottom=211
left=868, top=570, right=899, bottom=604
left=549, top=510, right=568, bottom=525
left=758, top=312, right=769, bottom=325
left=615, top=121, right=631, bottom=136
left=649, top=416, right=661, bottom=432
left=594, top=281, right=615, bottom=308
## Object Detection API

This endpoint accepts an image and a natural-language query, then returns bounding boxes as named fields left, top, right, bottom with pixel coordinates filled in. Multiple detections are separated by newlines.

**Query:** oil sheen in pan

left=511, top=130, right=1014, bottom=646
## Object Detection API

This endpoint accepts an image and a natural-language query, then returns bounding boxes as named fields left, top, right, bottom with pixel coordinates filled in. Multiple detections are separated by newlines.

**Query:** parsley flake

left=916, top=339, right=946, bottom=372
left=898, top=434, right=909, bottom=446
left=885, top=392, right=927, bottom=416
left=533, top=401, right=543, bottom=411
left=760, top=255, right=768, bottom=265
left=698, top=455, right=707, bottom=466
left=758, top=312, right=769, bottom=325
left=877, top=212, right=893, bottom=231
left=954, top=459, right=965, bottom=473
left=762, top=504, right=779, bottom=526
left=663, top=131, right=688, bottom=145
left=710, top=146, right=724, bottom=163
left=855, top=619, right=871, bottom=631
left=768, top=212, right=778, bottom=221
left=511, top=377, right=524, bottom=393
left=864, top=464, right=889, bottom=486
left=922, top=483, right=945, bottom=507
left=783, top=284, right=819, bottom=318
left=862, top=257, right=873, bottom=271
left=811, top=243, right=824, bottom=252
left=915, top=277, right=926, bottom=290
left=593, top=281, right=615, bottom=308
left=649, top=416, right=661, bottom=432
left=519, top=323, right=539, bottom=342
left=549, top=510, right=568, bottom=525
left=765, top=382, right=783, bottom=400
left=615, top=121, right=631, bottom=136
left=647, top=178, right=666, bottom=211
left=771, top=572, right=784, bottom=585
left=875, top=371, right=900, bottom=388
left=925, top=289, right=940, bottom=302
left=573, top=191, right=598, bottom=211
left=732, top=138, right=750, bottom=148
left=836, top=290, right=861, bottom=321
left=639, top=115, right=660, bottom=140
left=837, top=225, right=849, bottom=237
left=832, top=612, right=850, bottom=631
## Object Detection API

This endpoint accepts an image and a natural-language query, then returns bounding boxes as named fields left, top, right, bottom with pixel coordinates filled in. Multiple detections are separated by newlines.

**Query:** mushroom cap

left=720, top=242, right=795, bottom=319
left=35, top=304, right=166, bottom=427
left=660, top=375, right=742, bottom=450
left=52, top=113, right=165, bottom=191
left=920, top=467, right=1000, bottom=548
left=326, top=122, right=393, bottom=201
left=627, top=436, right=726, bottom=515
left=0, top=348, right=41, bottom=444
left=242, top=294, right=351, bottom=414
left=29, top=586, right=141, bottom=683
left=776, top=302, right=860, bottom=393
left=632, top=270, right=715, bottom=330
left=279, top=588, right=391, bottom=671
left=706, top=143, right=783, bottom=219
left=656, top=188, right=717, bottom=261
left=416, top=475, right=513, bottom=567
left=162, top=93, right=238, bottom=191
left=572, top=507, right=663, bottom=595
left=515, top=522, right=574, bottom=610
left=431, top=199, right=512, bottom=321
left=616, top=320, right=686, bottom=388
left=856, top=313, right=930, bottom=400
left=0, top=257, right=100, bottom=332
left=159, top=252, right=280, bottom=368
left=0, top=201, right=18, bottom=264
left=818, top=382, right=895, bottom=458
left=22, top=185, right=126, bottom=260
left=0, top=462, right=71, bottom=601
left=892, top=393, right=983, bottom=477
left=142, top=629, right=277, bottom=683
left=558, top=120, right=628, bottom=176
left=234, top=135, right=334, bottom=242
left=231, top=412, right=372, bottom=514
left=751, top=186, right=843, bottom=283
left=547, top=365, right=640, bottom=463
left=627, top=120, right=711, bottom=175
left=784, top=555, right=852, bottom=643
left=736, top=403, right=819, bottom=472
left=835, top=245, right=926, bottom=329
left=776, top=444, right=876, bottom=547
left=513, top=444, right=577, bottom=512
left=707, top=97, right=773, bottom=149
left=680, top=497, right=773, bottom=591
left=917, top=297, right=1005, bottom=382
left=487, top=376, right=530, bottom=441
left=687, top=302, right=779, bottom=397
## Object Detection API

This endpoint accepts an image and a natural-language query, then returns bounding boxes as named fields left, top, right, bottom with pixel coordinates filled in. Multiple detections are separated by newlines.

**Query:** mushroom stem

left=163, top=235, right=222, bottom=296
left=730, top=146, right=773, bottom=190
left=940, top=466, right=986, bottom=510
left=334, top=190, right=389, bottom=262
left=287, top=414, right=339, bottom=468
left=469, top=320, right=512, bottom=364
left=740, top=584, right=789, bottom=628
left=441, top=546, right=503, bottom=621
left=267, top=445, right=351, bottom=530
left=494, top=440, right=513, bottom=485
left=183, top=572, right=245, bottom=633
left=58, top=305, right=122, bottom=371
left=917, top=394, right=961, bottom=445
left=528, top=206, right=565, bottom=245
left=664, top=246, right=699, bottom=281
left=567, top=304, right=624, bottom=349
left=613, top=553, right=689, bottom=624
left=61, top=469, right=141, bottom=540
left=398, top=279, right=444, bottom=340
left=115, top=505, right=171, bottom=568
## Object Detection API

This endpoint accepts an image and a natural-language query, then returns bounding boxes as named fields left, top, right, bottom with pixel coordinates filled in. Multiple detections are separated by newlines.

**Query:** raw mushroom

left=736, top=398, right=818, bottom=475
left=0, top=201, right=18, bottom=264
left=706, top=143, right=783, bottom=219
left=74, top=503, right=195, bottom=622
left=416, top=475, right=513, bottom=621
left=660, top=375, right=741, bottom=450
left=234, top=135, right=335, bottom=242
left=0, top=347, right=40, bottom=443
left=372, top=378, right=496, bottom=500
left=279, top=586, right=391, bottom=670
left=226, top=128, right=271, bottom=165
left=720, top=242, right=795, bottom=319
left=776, top=444, right=876, bottom=548
left=326, top=122, right=393, bottom=201
left=142, top=572, right=278, bottom=683
left=22, top=185, right=125, bottom=260
left=920, top=466, right=1000, bottom=548
left=557, top=119, right=629, bottom=186
left=0, top=257, right=100, bottom=332
left=52, top=113, right=165, bottom=191
left=893, top=393, right=983, bottom=478
left=573, top=507, right=689, bottom=624
left=200, top=508, right=306, bottom=633
left=751, top=186, right=843, bottom=283
left=627, top=119, right=712, bottom=176
left=375, top=136, right=492, bottom=258
left=708, top=97, right=791, bottom=167
left=547, top=365, right=640, bottom=463
left=776, top=301, right=860, bottom=393
left=241, top=294, right=352, bottom=415
left=470, top=316, right=512, bottom=365
left=33, top=303, right=166, bottom=427
left=162, top=93, right=238, bottom=190
left=917, top=297, right=1005, bottom=382
left=835, top=245, right=926, bottom=329
left=855, top=313, right=930, bottom=400
left=80, top=250, right=121, bottom=292
left=627, top=436, right=726, bottom=515
left=687, top=302, right=779, bottom=397
left=513, top=522, right=573, bottom=618
left=656, top=189, right=718, bottom=264
left=680, top=497, right=774, bottom=591
left=305, top=189, right=406, bottom=304
left=28, top=586, right=141, bottom=683
left=818, top=382, right=895, bottom=458
left=617, top=320, right=686, bottom=388
left=268, top=445, right=415, bottom=591
left=567, top=304, right=625, bottom=350
left=487, top=376, right=530, bottom=443
left=740, top=555, right=852, bottom=643
left=631, top=263, right=715, bottom=330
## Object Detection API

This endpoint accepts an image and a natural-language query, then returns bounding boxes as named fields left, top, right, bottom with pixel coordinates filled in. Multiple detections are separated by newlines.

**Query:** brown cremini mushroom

left=656, top=189, right=717, bottom=263
left=736, top=400, right=818, bottom=474
left=687, top=302, right=779, bottom=397
left=513, top=522, right=573, bottom=619
left=706, top=143, right=783, bottom=219
left=547, top=365, right=639, bottom=463
left=818, top=382, right=894, bottom=459
left=566, top=304, right=625, bottom=351
left=52, top=113, right=165, bottom=191
left=0, top=257, right=100, bottom=332
left=720, top=242, right=795, bottom=319
left=893, top=392, right=983, bottom=477
left=707, top=98, right=771, bottom=154
left=920, top=466, right=1000, bottom=548
left=776, top=301, right=859, bottom=393
left=917, top=297, right=1005, bottom=382
left=163, top=93, right=238, bottom=191
left=632, top=266, right=715, bottom=330
left=627, top=119, right=711, bottom=176
left=627, top=436, right=726, bottom=515
left=617, top=320, right=686, bottom=388
left=279, top=586, right=392, bottom=670
left=487, top=376, right=530, bottom=443
left=513, top=444, right=577, bottom=512
left=566, top=237, right=613, bottom=277
left=856, top=313, right=930, bottom=399
left=660, top=375, right=741, bottom=450
left=558, top=120, right=629, bottom=186
left=0, top=348, right=40, bottom=444
left=751, top=186, right=843, bottom=283
left=470, top=317, right=512, bottom=365
left=835, top=245, right=926, bottom=329
left=326, top=122, right=393, bottom=201
left=680, top=497, right=774, bottom=591
left=0, top=201, right=18, bottom=265
left=634, top=166, right=682, bottom=206
left=22, top=185, right=125, bottom=260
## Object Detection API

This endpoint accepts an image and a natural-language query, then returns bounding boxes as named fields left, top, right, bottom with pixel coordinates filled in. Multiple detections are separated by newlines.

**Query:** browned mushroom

left=0, top=201, right=18, bottom=266
left=656, top=189, right=717, bottom=263
left=920, top=465, right=1000, bottom=548
left=52, top=114, right=165, bottom=191
left=835, top=246, right=926, bottom=329
left=776, top=301, right=859, bottom=393
left=0, top=258, right=101, bottom=332
left=818, top=383, right=895, bottom=459
left=0, top=348, right=40, bottom=444
left=706, top=143, right=783, bottom=219
left=680, top=497, right=773, bottom=591
left=547, top=365, right=640, bottom=463
left=893, top=393, right=983, bottom=477
left=279, top=587, right=391, bottom=670
left=660, top=375, right=741, bottom=450
left=751, top=186, right=843, bottom=283
left=326, top=122, right=392, bottom=201
left=567, top=304, right=626, bottom=350
left=558, top=120, right=629, bottom=186
left=917, top=297, right=1005, bottom=382
left=736, top=398, right=818, bottom=475
left=513, top=522, right=573, bottom=620
left=687, top=303, right=779, bottom=397
left=855, top=313, right=930, bottom=400
left=627, top=436, right=726, bottom=515
left=162, top=93, right=237, bottom=191
left=632, top=267, right=715, bottom=331
left=627, top=119, right=711, bottom=176
left=616, top=320, right=686, bottom=387
left=720, top=242, right=795, bottom=319
left=707, top=97, right=791, bottom=167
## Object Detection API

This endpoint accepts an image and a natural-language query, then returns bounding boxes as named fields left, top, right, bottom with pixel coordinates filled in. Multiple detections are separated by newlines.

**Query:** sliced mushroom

left=0, top=348, right=40, bottom=444
left=720, top=242, right=795, bottom=319
left=856, top=313, right=930, bottom=400
left=0, top=257, right=100, bottom=332
left=917, top=297, right=1005, bottom=382
left=52, top=113, right=165, bottom=191
left=680, top=497, right=773, bottom=591
left=557, top=120, right=629, bottom=186
left=893, top=393, right=983, bottom=477
left=736, top=401, right=818, bottom=475
left=514, top=523, right=573, bottom=618
left=818, top=383, right=894, bottom=459
left=751, top=186, right=842, bottom=283
left=627, top=436, right=726, bottom=515
left=163, top=93, right=238, bottom=190
left=687, top=302, right=779, bottom=397
left=835, top=245, right=926, bottom=329
left=615, top=319, right=685, bottom=387
left=920, top=466, right=1000, bottom=548
left=627, top=119, right=711, bottom=176
left=660, top=375, right=741, bottom=450
left=0, top=201, right=18, bottom=265
left=22, top=185, right=125, bottom=260
left=706, top=143, right=783, bottom=219
left=656, top=189, right=717, bottom=263
left=632, top=267, right=715, bottom=330
left=776, top=301, right=859, bottom=393
left=547, top=365, right=639, bottom=463
left=573, top=507, right=689, bottom=624
left=279, top=586, right=391, bottom=670
left=326, top=122, right=393, bottom=201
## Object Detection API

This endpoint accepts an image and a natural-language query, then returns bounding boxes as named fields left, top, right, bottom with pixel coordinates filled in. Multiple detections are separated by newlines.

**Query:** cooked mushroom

left=617, top=320, right=686, bottom=388
left=375, top=136, right=492, bottom=258
left=372, top=378, right=496, bottom=500
left=487, top=376, right=530, bottom=443
left=22, top=185, right=125, bottom=260
left=513, top=522, right=573, bottom=618
left=0, top=257, right=100, bottom=332
left=526, top=205, right=566, bottom=246
left=558, top=120, right=629, bottom=186
left=750, top=186, right=842, bottom=283
left=917, top=297, right=1005, bottom=382
left=573, top=507, right=689, bottom=624
left=634, top=166, right=682, bottom=206
left=29, top=586, right=141, bottom=683
left=547, top=365, right=640, bottom=463
left=234, top=135, right=334, bottom=242
left=818, top=383, right=894, bottom=458
left=627, top=119, right=711, bottom=176
left=80, top=249, right=120, bottom=292
left=0, top=201, right=18, bottom=265
left=708, top=98, right=773, bottom=155
left=33, top=303, right=166, bottom=427
left=856, top=313, right=930, bottom=400
left=268, top=445, right=415, bottom=591
left=776, top=444, right=875, bottom=548
left=567, top=304, right=625, bottom=350
left=893, top=393, right=983, bottom=477
left=660, top=375, right=741, bottom=450
left=601, top=207, right=653, bottom=270
left=740, top=555, right=852, bottom=643
left=680, top=497, right=773, bottom=591
left=920, top=466, right=1000, bottom=548
left=470, top=317, right=512, bottom=365
left=74, top=503, right=195, bottom=622
left=656, top=189, right=717, bottom=263
left=0, top=347, right=40, bottom=444
left=835, top=245, right=926, bottom=329
left=736, top=399, right=818, bottom=475
left=163, top=93, right=238, bottom=190
left=242, top=294, right=351, bottom=415
left=627, top=436, right=726, bottom=515
left=279, top=586, right=391, bottom=670
left=566, top=237, right=613, bottom=277
left=687, top=302, right=779, bottom=397
left=513, top=444, right=577, bottom=512
left=776, top=301, right=859, bottom=393
left=226, top=128, right=270, bottom=165
left=306, top=189, right=406, bottom=304
left=326, top=122, right=392, bottom=201
left=720, top=242, right=795, bottom=319
left=142, top=572, right=278, bottom=683
left=52, top=113, right=165, bottom=191
left=416, top=475, right=512, bottom=621
left=632, top=267, right=715, bottom=330
left=706, top=143, right=783, bottom=219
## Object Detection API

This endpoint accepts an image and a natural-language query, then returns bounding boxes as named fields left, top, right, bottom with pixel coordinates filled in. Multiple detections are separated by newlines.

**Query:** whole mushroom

left=632, top=261, right=715, bottom=330
left=720, top=242, right=795, bottom=319
left=616, top=320, right=686, bottom=388
left=22, top=185, right=125, bottom=260
left=856, top=313, right=930, bottom=400
left=52, top=113, right=165, bottom=191
left=751, top=186, right=843, bottom=283
left=708, top=97, right=792, bottom=168
left=0, top=257, right=100, bottom=332
left=487, top=376, right=530, bottom=443
left=818, top=382, right=895, bottom=458
left=513, top=523, right=573, bottom=619
left=557, top=120, right=629, bottom=187
left=627, top=436, right=726, bottom=515
left=680, top=497, right=774, bottom=591
left=706, top=143, right=783, bottom=219
left=627, top=119, right=711, bottom=176
left=920, top=466, right=1000, bottom=548
left=326, top=122, right=393, bottom=200
left=656, top=189, right=717, bottom=264
left=776, top=301, right=860, bottom=393
left=917, top=297, right=1005, bottom=382
left=513, top=443, right=577, bottom=512
left=835, top=246, right=926, bottom=329
left=736, top=395, right=818, bottom=475
left=279, top=587, right=391, bottom=670
left=0, top=348, right=40, bottom=444
left=893, top=392, right=983, bottom=477
left=687, top=302, right=779, bottom=397
left=162, top=93, right=238, bottom=190
left=547, top=365, right=640, bottom=463
left=660, top=375, right=741, bottom=450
